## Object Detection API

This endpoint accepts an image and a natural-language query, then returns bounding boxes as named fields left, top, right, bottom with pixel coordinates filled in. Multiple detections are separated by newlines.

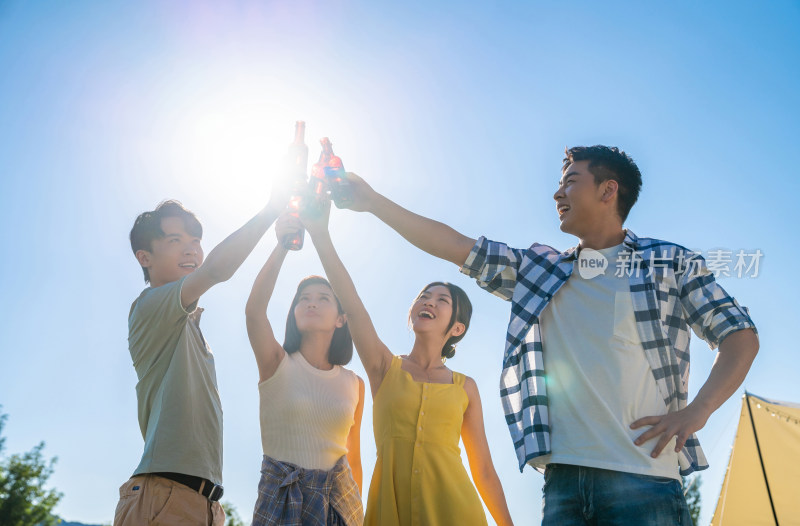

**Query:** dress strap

left=390, top=354, right=402, bottom=370
left=452, top=370, right=466, bottom=387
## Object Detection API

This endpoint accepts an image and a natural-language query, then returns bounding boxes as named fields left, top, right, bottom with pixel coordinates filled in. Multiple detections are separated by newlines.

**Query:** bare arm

left=631, top=328, right=759, bottom=456
left=245, top=244, right=290, bottom=382
left=291, top=205, right=394, bottom=394
left=345, top=172, right=476, bottom=266
left=461, top=377, right=514, bottom=526
left=181, top=186, right=290, bottom=308
left=346, top=376, right=365, bottom=493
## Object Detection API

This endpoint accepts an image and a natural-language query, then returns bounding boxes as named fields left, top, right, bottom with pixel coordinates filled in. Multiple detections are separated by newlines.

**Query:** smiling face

left=408, top=282, right=472, bottom=359
left=410, top=285, right=459, bottom=336
left=135, top=216, right=204, bottom=288
left=293, top=282, right=345, bottom=333
left=553, top=160, right=619, bottom=238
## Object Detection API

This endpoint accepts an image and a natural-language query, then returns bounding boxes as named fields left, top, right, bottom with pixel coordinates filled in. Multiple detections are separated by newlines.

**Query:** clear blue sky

left=1, top=1, right=798, bottom=524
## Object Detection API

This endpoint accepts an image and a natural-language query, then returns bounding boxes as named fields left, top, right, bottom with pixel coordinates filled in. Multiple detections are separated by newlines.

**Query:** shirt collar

left=562, top=229, right=639, bottom=262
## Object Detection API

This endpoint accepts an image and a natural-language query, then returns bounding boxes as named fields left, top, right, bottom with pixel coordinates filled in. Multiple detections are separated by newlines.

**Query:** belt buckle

left=207, top=483, right=224, bottom=502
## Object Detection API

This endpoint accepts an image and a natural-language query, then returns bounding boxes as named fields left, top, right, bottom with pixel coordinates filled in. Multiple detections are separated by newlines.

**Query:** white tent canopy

left=712, top=392, right=800, bottom=525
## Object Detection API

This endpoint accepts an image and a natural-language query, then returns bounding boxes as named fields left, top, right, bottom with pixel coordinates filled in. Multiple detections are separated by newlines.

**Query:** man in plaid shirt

left=342, top=145, right=758, bottom=524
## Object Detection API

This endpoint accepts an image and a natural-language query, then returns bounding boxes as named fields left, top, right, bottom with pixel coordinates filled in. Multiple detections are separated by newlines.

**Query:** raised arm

left=289, top=205, right=393, bottom=394
left=461, top=377, right=514, bottom=526
left=181, top=180, right=291, bottom=308
left=245, top=243, right=291, bottom=382
left=344, top=172, right=476, bottom=266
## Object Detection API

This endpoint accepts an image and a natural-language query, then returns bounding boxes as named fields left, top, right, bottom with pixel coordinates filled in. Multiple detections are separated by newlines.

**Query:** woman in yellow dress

left=285, top=201, right=514, bottom=526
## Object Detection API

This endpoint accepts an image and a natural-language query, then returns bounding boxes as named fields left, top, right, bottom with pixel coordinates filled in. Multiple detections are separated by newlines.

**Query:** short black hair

left=562, top=145, right=642, bottom=222
left=283, top=276, right=354, bottom=366
left=410, top=282, right=472, bottom=359
left=129, top=200, right=203, bottom=283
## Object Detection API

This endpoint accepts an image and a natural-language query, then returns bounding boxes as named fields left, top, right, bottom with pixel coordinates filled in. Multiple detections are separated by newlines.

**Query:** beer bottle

left=306, top=140, right=332, bottom=217
left=282, top=121, right=309, bottom=250
left=320, top=137, right=353, bottom=209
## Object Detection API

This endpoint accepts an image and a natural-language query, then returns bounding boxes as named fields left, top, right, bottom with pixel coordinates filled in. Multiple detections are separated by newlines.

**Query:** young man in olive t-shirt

left=115, top=192, right=287, bottom=525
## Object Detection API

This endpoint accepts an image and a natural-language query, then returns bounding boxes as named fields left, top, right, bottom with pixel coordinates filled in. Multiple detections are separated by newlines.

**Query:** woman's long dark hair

left=283, top=276, right=354, bottom=365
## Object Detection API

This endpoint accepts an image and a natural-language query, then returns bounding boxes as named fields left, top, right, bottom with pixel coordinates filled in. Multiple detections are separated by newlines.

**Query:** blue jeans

left=542, top=464, right=693, bottom=526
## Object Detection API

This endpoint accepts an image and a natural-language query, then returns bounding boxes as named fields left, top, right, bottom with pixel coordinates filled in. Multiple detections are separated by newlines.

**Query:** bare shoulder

left=462, top=374, right=479, bottom=392
left=461, top=375, right=482, bottom=402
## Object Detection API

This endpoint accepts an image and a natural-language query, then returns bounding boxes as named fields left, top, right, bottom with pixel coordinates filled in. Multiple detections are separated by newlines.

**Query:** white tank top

left=258, top=351, right=359, bottom=471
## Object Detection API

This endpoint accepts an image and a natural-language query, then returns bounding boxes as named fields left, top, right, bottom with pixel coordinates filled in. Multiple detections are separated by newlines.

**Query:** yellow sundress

left=364, top=355, right=487, bottom=526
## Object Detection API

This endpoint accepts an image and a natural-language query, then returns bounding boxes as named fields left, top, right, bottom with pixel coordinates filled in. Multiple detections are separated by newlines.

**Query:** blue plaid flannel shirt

left=252, top=455, right=363, bottom=526
left=461, top=229, right=756, bottom=476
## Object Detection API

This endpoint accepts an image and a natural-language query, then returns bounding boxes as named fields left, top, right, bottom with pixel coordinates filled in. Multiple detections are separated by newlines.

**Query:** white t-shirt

left=533, top=243, right=680, bottom=479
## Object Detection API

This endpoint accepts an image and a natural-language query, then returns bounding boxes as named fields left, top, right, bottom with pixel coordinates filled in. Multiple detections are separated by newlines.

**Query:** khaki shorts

left=114, top=474, right=225, bottom=526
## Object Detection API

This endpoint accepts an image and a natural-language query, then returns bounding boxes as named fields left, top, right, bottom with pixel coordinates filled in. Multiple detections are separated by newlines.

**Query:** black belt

left=152, top=472, right=224, bottom=502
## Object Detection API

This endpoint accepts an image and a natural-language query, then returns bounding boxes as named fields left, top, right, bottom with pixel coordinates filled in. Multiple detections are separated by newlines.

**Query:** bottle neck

left=320, top=138, right=334, bottom=159
left=293, top=122, right=306, bottom=144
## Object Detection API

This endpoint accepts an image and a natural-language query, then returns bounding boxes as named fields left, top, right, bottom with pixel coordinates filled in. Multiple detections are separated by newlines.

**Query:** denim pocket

left=542, top=464, right=558, bottom=493
left=628, top=472, right=680, bottom=485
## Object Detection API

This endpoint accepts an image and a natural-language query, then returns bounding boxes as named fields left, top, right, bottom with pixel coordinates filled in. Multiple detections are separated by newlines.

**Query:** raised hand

left=299, top=193, right=331, bottom=237
left=275, top=212, right=304, bottom=243
left=340, top=172, right=378, bottom=213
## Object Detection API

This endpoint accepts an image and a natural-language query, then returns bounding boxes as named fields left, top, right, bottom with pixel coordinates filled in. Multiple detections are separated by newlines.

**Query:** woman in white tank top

left=245, top=221, right=366, bottom=526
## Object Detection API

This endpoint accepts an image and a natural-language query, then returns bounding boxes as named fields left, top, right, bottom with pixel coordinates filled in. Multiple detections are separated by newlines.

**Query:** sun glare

left=169, top=98, right=298, bottom=216
left=162, top=84, right=351, bottom=222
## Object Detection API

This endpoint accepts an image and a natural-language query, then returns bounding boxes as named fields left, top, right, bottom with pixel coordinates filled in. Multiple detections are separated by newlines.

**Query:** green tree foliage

left=0, top=408, right=63, bottom=526
left=221, top=500, right=245, bottom=526
left=683, top=474, right=702, bottom=525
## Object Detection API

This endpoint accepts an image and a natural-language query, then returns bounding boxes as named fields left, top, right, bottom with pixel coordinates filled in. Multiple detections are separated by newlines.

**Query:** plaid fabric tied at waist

left=252, top=455, right=363, bottom=526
